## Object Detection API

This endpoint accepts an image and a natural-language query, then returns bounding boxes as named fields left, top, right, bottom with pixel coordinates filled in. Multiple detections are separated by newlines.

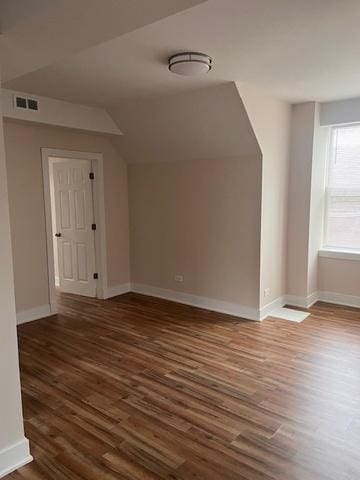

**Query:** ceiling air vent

left=14, top=95, right=39, bottom=112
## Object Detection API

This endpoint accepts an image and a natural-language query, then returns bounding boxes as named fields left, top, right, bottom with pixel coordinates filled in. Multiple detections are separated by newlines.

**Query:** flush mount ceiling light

left=168, top=52, right=212, bottom=76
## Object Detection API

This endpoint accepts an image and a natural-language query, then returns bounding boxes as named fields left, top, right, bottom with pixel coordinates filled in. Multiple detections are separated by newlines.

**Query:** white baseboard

left=259, top=292, right=321, bottom=320
left=16, top=304, right=52, bottom=325
left=103, top=283, right=131, bottom=299
left=285, top=292, right=319, bottom=309
left=0, top=438, right=32, bottom=478
left=14, top=289, right=360, bottom=328
left=131, top=283, right=260, bottom=321
left=283, top=291, right=360, bottom=311
left=259, top=296, right=287, bottom=321
left=318, top=291, right=360, bottom=309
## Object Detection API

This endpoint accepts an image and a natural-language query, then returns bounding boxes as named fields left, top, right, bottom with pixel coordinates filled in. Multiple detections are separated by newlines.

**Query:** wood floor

left=7, top=293, right=360, bottom=480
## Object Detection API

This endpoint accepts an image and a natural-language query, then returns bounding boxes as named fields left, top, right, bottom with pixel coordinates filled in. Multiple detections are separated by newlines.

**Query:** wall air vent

left=27, top=98, right=38, bottom=111
left=14, top=95, right=39, bottom=112
left=15, top=96, right=27, bottom=109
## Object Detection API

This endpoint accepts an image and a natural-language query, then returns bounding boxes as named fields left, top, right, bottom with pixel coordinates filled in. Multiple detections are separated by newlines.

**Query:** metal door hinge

left=93, top=273, right=98, bottom=279
left=89, top=172, right=95, bottom=180
left=92, top=223, right=96, bottom=230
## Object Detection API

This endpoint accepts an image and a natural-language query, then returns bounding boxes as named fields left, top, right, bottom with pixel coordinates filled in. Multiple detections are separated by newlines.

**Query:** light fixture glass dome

left=168, top=52, right=212, bottom=76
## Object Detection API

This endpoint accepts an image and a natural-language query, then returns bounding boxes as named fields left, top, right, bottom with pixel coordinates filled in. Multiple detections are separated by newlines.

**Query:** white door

left=52, top=158, right=97, bottom=297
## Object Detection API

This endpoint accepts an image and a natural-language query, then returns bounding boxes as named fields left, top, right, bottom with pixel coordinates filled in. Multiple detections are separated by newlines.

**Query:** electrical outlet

left=264, top=288, right=270, bottom=297
left=174, top=275, right=184, bottom=282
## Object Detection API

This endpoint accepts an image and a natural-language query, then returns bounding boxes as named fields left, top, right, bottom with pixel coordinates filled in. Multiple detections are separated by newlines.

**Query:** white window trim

left=322, top=126, right=335, bottom=249
left=321, top=123, right=360, bottom=254
left=319, top=248, right=360, bottom=261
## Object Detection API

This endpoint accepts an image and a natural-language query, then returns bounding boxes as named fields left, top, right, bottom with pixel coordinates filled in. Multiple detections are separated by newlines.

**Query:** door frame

left=42, top=148, right=108, bottom=313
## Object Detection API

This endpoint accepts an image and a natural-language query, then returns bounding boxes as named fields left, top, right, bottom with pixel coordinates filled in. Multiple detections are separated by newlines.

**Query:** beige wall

left=129, top=156, right=262, bottom=308
left=286, top=102, right=350, bottom=304
left=287, top=102, right=316, bottom=298
left=121, top=83, right=263, bottom=311
left=239, top=85, right=291, bottom=308
left=111, top=83, right=260, bottom=164
left=319, top=258, right=360, bottom=297
left=0, top=95, right=29, bottom=467
left=4, top=120, right=130, bottom=314
left=5, top=89, right=359, bottom=324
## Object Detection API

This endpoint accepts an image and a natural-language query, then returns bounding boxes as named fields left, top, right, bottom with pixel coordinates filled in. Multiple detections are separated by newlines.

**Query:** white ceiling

left=0, top=0, right=205, bottom=82
left=3, top=0, right=360, bottom=105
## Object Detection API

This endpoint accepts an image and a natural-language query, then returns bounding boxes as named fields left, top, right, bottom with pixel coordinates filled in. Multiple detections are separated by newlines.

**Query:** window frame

left=322, top=123, right=360, bottom=255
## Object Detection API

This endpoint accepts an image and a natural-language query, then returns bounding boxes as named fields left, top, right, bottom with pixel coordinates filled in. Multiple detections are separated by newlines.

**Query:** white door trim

left=42, top=148, right=108, bottom=313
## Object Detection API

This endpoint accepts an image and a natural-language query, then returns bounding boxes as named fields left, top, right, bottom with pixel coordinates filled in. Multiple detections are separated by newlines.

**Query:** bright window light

left=324, top=124, right=360, bottom=250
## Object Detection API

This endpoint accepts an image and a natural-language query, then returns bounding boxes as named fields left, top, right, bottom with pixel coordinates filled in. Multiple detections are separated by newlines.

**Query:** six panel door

left=52, top=158, right=97, bottom=297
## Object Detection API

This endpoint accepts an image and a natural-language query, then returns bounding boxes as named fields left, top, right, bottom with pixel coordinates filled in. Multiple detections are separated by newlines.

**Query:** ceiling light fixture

left=168, top=52, right=212, bottom=76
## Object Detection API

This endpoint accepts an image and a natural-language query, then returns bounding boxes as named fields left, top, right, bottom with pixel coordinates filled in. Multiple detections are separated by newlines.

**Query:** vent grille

left=14, top=95, right=38, bottom=112
left=27, top=99, right=38, bottom=111
left=15, top=96, right=27, bottom=109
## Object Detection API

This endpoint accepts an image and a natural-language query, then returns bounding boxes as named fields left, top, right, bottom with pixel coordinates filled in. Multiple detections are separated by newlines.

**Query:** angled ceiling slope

left=4, top=0, right=360, bottom=104
left=110, top=82, right=261, bottom=164
left=0, top=0, right=206, bottom=83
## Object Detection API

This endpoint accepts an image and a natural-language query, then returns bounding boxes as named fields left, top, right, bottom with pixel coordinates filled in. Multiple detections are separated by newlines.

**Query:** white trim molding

left=42, top=148, right=108, bottom=307
left=103, top=283, right=131, bottom=299
left=319, top=291, right=360, bottom=309
left=16, top=304, right=52, bottom=325
left=259, top=296, right=287, bottom=321
left=14, top=289, right=360, bottom=327
left=131, top=283, right=260, bottom=321
left=0, top=438, right=32, bottom=478
left=285, top=292, right=319, bottom=309
left=319, top=248, right=360, bottom=261
left=259, top=293, right=319, bottom=320
left=283, top=291, right=360, bottom=311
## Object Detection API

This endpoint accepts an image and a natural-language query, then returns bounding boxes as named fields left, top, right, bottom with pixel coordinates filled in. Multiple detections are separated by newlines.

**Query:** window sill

left=319, top=248, right=360, bottom=261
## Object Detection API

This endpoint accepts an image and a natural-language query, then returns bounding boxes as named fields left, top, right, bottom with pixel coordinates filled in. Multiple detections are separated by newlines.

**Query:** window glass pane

left=325, top=125, right=360, bottom=250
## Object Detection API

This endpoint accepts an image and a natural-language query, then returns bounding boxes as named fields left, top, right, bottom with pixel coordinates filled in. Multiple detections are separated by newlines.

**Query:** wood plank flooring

left=7, top=292, right=360, bottom=480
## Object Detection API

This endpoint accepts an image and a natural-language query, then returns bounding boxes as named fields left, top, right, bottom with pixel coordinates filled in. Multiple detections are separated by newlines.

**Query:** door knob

left=55, top=233, right=62, bottom=237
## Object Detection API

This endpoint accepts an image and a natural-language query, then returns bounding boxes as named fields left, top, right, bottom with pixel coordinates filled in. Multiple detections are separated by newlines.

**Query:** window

left=324, top=124, right=360, bottom=251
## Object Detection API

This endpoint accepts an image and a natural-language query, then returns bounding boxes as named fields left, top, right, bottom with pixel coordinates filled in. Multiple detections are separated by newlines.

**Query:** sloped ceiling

left=0, top=0, right=49, bottom=31
left=0, top=0, right=205, bottom=82
left=110, top=82, right=260, bottom=164
left=4, top=0, right=360, bottom=104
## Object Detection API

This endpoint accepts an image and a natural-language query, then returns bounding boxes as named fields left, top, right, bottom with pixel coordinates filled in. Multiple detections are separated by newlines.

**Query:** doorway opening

left=42, top=148, right=108, bottom=314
